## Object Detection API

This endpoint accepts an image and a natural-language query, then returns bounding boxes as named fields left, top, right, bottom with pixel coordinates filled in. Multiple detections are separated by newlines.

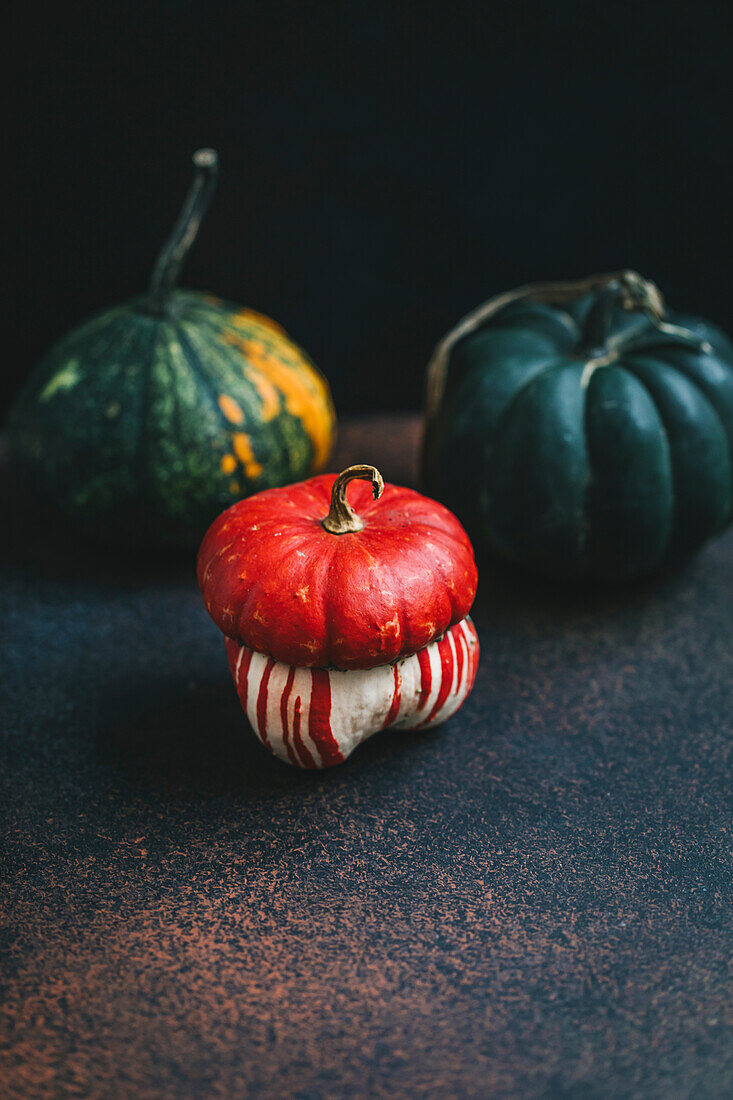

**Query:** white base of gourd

left=225, top=616, right=479, bottom=768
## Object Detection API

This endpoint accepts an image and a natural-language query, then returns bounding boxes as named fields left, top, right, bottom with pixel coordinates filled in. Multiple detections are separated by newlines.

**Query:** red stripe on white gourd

left=226, top=617, right=479, bottom=768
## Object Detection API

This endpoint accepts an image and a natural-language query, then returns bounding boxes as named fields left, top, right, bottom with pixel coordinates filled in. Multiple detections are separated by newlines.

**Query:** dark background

left=7, top=0, right=733, bottom=417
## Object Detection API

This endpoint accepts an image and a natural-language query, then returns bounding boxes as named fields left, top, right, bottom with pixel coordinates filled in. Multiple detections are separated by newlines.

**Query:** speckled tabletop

left=2, top=415, right=733, bottom=1099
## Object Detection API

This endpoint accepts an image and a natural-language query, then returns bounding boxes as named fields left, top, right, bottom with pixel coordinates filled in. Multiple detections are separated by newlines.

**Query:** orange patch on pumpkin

left=218, top=394, right=245, bottom=425
left=220, top=454, right=237, bottom=475
left=230, top=308, right=286, bottom=336
left=224, top=331, right=334, bottom=471
left=233, top=432, right=264, bottom=480
left=244, top=367, right=280, bottom=421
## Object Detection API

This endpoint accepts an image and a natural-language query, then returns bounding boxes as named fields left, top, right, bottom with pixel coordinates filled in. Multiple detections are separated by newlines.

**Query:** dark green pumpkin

left=7, top=149, right=336, bottom=548
left=423, top=271, right=733, bottom=580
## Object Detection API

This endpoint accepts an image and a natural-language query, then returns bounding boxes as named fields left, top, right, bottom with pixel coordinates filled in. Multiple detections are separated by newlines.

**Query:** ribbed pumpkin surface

left=8, top=291, right=335, bottom=547
left=424, top=272, right=733, bottom=580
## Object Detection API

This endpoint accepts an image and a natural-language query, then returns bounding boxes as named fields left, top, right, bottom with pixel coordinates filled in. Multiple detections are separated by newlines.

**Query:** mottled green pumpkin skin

left=7, top=291, right=335, bottom=548
left=424, top=286, right=733, bottom=581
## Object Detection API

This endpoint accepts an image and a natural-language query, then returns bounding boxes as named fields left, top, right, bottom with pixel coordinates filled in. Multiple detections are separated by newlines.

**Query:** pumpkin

left=7, top=149, right=336, bottom=548
left=198, top=464, right=479, bottom=767
left=423, top=270, right=733, bottom=581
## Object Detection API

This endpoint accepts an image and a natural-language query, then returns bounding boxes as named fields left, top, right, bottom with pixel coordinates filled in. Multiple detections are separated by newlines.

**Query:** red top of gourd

left=197, top=464, right=478, bottom=670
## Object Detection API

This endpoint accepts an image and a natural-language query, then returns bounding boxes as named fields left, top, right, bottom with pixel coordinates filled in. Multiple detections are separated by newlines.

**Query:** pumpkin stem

left=579, top=271, right=665, bottom=357
left=322, top=464, right=384, bottom=534
left=147, top=148, right=219, bottom=315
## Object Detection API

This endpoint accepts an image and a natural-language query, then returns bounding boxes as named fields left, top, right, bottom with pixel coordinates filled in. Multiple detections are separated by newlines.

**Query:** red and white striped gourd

left=198, top=463, right=479, bottom=767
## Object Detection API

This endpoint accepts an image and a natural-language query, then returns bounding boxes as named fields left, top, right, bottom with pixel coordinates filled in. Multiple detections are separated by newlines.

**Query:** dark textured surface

left=2, top=415, right=733, bottom=1099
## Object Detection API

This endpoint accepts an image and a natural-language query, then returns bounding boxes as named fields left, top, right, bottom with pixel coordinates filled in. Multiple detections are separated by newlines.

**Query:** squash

left=7, top=149, right=336, bottom=548
left=225, top=619, right=479, bottom=768
left=198, top=464, right=479, bottom=766
left=423, top=271, right=733, bottom=580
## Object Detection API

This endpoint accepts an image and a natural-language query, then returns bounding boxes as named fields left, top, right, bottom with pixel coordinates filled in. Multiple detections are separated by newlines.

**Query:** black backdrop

left=7, top=0, right=733, bottom=416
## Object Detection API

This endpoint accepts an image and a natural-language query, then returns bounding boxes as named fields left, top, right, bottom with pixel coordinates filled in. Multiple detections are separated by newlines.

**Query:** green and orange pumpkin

left=7, top=149, right=336, bottom=548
